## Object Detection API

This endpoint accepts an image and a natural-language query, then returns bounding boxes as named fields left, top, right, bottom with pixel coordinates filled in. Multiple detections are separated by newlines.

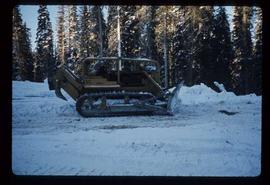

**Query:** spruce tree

left=19, top=23, right=34, bottom=81
left=144, top=6, right=159, bottom=60
left=84, top=6, right=98, bottom=57
left=106, top=6, right=118, bottom=56
left=91, top=6, right=107, bottom=57
left=253, top=7, right=262, bottom=95
left=79, top=5, right=106, bottom=58
left=155, top=6, right=179, bottom=87
left=12, top=6, right=23, bottom=80
left=63, top=5, right=69, bottom=60
left=172, top=6, right=202, bottom=86
left=67, top=5, right=79, bottom=56
left=172, top=7, right=186, bottom=85
left=56, top=5, right=65, bottom=65
left=242, top=6, right=254, bottom=94
left=136, top=6, right=159, bottom=61
left=195, top=6, right=217, bottom=89
left=231, top=6, right=243, bottom=94
left=212, top=6, right=233, bottom=90
left=120, top=6, right=140, bottom=58
left=118, top=6, right=140, bottom=72
left=82, top=6, right=107, bottom=57
left=60, top=5, right=81, bottom=73
left=34, top=5, right=55, bottom=82
left=12, top=6, right=34, bottom=81
left=136, top=6, right=148, bottom=57
left=231, top=6, right=253, bottom=94
left=64, top=6, right=79, bottom=60
left=64, top=5, right=80, bottom=61
left=167, top=6, right=181, bottom=87
left=79, top=5, right=91, bottom=58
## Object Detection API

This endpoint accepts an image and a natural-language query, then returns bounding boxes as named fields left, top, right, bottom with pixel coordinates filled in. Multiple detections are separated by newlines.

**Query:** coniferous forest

left=12, top=5, right=262, bottom=95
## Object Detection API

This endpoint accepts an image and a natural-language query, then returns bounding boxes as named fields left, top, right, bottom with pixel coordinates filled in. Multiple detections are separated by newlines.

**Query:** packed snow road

left=12, top=81, right=261, bottom=176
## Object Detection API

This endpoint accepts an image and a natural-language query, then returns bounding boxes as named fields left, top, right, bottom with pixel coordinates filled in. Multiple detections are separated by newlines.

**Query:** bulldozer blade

left=167, top=81, right=184, bottom=113
left=55, top=88, right=67, bottom=101
left=55, top=80, right=67, bottom=101
left=48, top=77, right=55, bottom=90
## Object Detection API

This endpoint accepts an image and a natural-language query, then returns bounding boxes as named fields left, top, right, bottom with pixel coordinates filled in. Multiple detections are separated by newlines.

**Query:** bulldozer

left=48, top=55, right=183, bottom=117
left=47, top=6, right=183, bottom=117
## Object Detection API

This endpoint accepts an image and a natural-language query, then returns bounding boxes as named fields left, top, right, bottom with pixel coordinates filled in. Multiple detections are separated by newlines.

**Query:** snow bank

left=12, top=80, right=53, bottom=98
left=174, top=82, right=260, bottom=105
left=13, top=80, right=260, bottom=107
left=12, top=80, right=76, bottom=119
left=12, top=80, right=261, bottom=117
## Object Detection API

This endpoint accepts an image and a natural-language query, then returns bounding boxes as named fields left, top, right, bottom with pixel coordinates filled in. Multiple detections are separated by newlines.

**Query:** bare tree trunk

left=117, top=6, right=122, bottom=83
left=98, top=6, right=103, bottom=57
left=163, top=9, right=168, bottom=89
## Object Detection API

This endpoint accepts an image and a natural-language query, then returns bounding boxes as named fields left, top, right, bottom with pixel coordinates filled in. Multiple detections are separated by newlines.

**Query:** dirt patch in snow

left=98, top=125, right=139, bottom=130
left=218, top=110, right=239, bottom=115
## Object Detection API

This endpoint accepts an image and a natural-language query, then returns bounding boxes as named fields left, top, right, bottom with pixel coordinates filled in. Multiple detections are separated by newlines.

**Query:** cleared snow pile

left=171, top=82, right=259, bottom=105
left=168, top=81, right=261, bottom=115
left=213, top=81, right=226, bottom=92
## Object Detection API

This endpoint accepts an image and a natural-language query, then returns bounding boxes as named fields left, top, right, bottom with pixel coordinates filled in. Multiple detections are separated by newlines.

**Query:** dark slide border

left=1, top=0, right=268, bottom=185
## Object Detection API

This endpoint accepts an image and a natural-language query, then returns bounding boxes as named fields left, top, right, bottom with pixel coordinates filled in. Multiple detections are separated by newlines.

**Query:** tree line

left=12, top=5, right=262, bottom=95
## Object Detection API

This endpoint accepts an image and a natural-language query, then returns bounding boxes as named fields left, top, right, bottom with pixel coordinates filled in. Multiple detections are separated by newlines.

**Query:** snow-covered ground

left=12, top=80, right=261, bottom=176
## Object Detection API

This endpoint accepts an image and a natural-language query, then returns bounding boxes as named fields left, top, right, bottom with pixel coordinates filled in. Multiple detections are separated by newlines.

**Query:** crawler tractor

left=48, top=57, right=182, bottom=117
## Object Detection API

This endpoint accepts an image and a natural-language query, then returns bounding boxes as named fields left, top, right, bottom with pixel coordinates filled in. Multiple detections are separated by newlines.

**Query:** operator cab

left=80, top=57, right=160, bottom=87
